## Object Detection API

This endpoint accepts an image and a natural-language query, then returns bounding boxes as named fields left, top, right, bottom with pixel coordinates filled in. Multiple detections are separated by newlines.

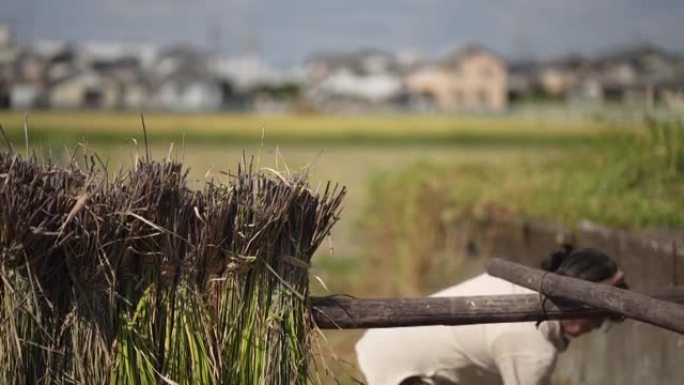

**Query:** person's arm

left=490, top=332, right=557, bottom=385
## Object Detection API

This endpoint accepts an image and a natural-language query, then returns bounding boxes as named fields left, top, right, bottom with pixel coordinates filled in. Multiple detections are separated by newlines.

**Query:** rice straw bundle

left=0, top=149, right=345, bottom=385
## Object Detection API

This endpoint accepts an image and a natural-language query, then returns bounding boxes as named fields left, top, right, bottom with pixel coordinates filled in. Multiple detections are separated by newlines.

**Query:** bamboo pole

left=487, top=258, right=684, bottom=334
left=311, top=287, right=684, bottom=329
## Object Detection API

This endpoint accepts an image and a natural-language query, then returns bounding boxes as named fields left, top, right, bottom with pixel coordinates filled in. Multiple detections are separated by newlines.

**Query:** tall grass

left=644, top=114, right=684, bottom=177
left=0, top=147, right=344, bottom=384
left=357, top=166, right=487, bottom=297
left=357, top=115, right=684, bottom=296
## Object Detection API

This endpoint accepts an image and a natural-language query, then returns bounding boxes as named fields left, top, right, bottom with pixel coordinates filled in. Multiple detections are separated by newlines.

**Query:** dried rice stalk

left=0, top=149, right=345, bottom=385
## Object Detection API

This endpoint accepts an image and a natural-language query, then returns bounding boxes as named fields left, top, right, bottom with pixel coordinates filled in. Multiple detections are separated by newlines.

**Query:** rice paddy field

left=0, top=110, right=608, bottom=145
left=2, top=110, right=681, bottom=384
left=0, top=110, right=620, bottom=259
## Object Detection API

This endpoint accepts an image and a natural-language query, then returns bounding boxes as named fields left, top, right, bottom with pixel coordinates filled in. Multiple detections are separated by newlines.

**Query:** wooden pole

left=487, top=258, right=684, bottom=334
left=311, top=287, right=684, bottom=329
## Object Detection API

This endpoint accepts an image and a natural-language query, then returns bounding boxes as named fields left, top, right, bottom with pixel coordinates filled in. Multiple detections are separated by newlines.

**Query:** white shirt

left=355, top=273, right=568, bottom=385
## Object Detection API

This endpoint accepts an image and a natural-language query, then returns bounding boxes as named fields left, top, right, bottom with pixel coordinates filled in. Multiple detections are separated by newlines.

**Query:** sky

left=2, top=0, right=684, bottom=67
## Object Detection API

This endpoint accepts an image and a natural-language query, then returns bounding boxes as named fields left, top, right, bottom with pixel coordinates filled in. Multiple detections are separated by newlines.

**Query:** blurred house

left=81, top=41, right=157, bottom=69
left=150, top=45, right=226, bottom=111
left=306, top=45, right=508, bottom=112
left=92, top=55, right=151, bottom=110
left=211, top=55, right=299, bottom=112
left=571, top=49, right=643, bottom=103
left=313, top=69, right=402, bottom=104
left=33, top=44, right=153, bottom=110
left=0, top=24, right=11, bottom=47
left=406, top=45, right=508, bottom=111
left=48, top=71, right=119, bottom=109
left=4, top=48, right=48, bottom=108
left=211, top=55, right=287, bottom=91
left=156, top=75, right=224, bottom=111
left=11, top=83, right=42, bottom=109
left=306, top=49, right=406, bottom=110
left=46, top=45, right=94, bottom=83
left=537, top=56, right=585, bottom=97
left=598, top=44, right=682, bottom=105
left=507, top=61, right=535, bottom=102
left=152, top=45, right=208, bottom=80
left=506, top=55, right=588, bottom=102
left=511, top=44, right=684, bottom=107
left=6, top=34, right=681, bottom=113
left=308, top=49, right=398, bottom=82
left=2, top=38, right=295, bottom=111
left=12, top=49, right=48, bottom=84
left=0, top=24, right=17, bottom=108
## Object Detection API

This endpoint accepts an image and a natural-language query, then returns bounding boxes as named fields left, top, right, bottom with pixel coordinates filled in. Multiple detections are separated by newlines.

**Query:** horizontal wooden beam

left=487, top=258, right=684, bottom=334
left=311, top=287, right=684, bottom=330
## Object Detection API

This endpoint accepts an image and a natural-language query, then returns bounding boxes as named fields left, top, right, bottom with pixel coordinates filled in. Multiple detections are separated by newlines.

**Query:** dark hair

left=541, top=244, right=617, bottom=283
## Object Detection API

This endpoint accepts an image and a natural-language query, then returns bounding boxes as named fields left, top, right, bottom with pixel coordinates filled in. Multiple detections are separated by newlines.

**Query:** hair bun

left=541, top=244, right=574, bottom=272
